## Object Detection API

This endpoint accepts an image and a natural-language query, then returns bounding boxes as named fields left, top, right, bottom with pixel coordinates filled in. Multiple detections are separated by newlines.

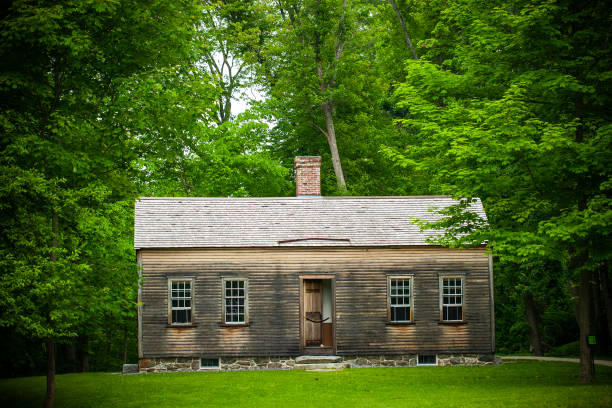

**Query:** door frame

left=299, top=274, right=336, bottom=354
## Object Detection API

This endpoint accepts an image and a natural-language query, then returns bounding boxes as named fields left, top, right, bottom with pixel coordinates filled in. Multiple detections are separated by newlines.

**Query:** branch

left=335, top=0, right=348, bottom=61
left=388, top=0, right=418, bottom=60
left=203, top=51, right=222, bottom=77
left=310, top=120, right=329, bottom=140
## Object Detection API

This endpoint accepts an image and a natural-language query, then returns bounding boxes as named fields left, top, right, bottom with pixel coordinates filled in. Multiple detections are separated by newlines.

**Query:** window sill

left=386, top=321, right=415, bottom=326
left=438, top=321, right=466, bottom=325
left=168, top=324, right=197, bottom=328
left=219, top=323, right=250, bottom=328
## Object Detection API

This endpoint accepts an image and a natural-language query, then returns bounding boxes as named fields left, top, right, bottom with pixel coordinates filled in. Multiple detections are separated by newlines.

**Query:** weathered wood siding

left=140, top=247, right=492, bottom=358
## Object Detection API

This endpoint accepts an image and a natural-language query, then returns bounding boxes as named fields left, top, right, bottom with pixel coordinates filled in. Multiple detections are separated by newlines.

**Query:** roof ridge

left=137, top=195, right=454, bottom=200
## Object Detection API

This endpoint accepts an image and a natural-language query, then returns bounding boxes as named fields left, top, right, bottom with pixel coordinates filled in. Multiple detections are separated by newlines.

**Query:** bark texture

left=311, top=0, right=348, bottom=191
left=601, top=264, right=612, bottom=343
left=524, top=291, right=543, bottom=356
left=321, top=100, right=346, bottom=190
left=578, top=267, right=595, bottom=382
left=388, top=0, right=418, bottom=59
left=44, top=338, right=55, bottom=408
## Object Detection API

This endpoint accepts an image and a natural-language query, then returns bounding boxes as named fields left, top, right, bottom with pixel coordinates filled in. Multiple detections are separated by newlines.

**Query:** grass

left=1, top=361, right=612, bottom=408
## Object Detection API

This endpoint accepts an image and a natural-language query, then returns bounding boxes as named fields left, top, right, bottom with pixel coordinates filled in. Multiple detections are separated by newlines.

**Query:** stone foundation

left=342, top=353, right=500, bottom=367
left=139, top=353, right=499, bottom=373
left=139, top=357, right=201, bottom=373
left=220, top=356, right=296, bottom=370
left=138, top=356, right=296, bottom=373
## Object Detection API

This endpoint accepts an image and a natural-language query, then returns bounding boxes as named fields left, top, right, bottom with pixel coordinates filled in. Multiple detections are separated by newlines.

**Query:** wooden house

left=135, top=156, right=495, bottom=372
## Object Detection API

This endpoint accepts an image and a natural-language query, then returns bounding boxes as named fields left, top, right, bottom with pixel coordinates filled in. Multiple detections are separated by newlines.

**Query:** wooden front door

left=304, top=280, right=323, bottom=345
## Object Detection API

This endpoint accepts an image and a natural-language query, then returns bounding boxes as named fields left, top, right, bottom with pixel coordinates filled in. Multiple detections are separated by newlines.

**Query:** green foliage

left=388, top=0, right=611, bottom=265
left=255, top=0, right=431, bottom=195
left=384, top=0, right=612, bottom=359
left=547, top=341, right=580, bottom=358
left=0, top=0, right=202, bottom=376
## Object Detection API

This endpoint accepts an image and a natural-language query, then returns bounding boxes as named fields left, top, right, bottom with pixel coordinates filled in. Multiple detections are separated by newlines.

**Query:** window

left=388, top=276, right=413, bottom=323
left=417, top=355, right=437, bottom=366
left=440, top=277, right=463, bottom=322
left=223, top=278, right=248, bottom=324
left=200, top=358, right=220, bottom=369
left=169, top=279, right=193, bottom=325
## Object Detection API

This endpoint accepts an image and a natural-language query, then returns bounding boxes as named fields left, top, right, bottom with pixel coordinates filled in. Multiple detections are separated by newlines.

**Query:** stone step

left=295, top=355, right=342, bottom=364
left=122, top=364, right=139, bottom=375
left=295, top=362, right=350, bottom=371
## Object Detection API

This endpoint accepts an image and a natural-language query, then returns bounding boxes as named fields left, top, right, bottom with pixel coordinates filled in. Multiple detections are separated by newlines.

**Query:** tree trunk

left=388, top=0, right=418, bottom=60
left=44, top=338, right=55, bottom=408
left=568, top=282, right=580, bottom=324
left=45, top=210, right=59, bottom=408
left=601, top=263, right=612, bottom=344
left=79, top=336, right=89, bottom=372
left=123, top=328, right=129, bottom=364
left=321, top=100, right=346, bottom=191
left=524, top=291, right=543, bottom=356
left=578, top=266, right=595, bottom=382
left=591, top=267, right=607, bottom=353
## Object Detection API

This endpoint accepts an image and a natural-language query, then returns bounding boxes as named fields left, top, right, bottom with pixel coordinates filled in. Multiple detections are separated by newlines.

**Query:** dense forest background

left=0, top=0, right=610, bottom=397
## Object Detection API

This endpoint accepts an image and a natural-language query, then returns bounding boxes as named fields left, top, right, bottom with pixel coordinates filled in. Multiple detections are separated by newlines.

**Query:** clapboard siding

left=140, top=247, right=492, bottom=357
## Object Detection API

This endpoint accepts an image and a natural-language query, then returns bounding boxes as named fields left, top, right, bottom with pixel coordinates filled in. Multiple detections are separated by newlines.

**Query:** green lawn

left=1, top=361, right=611, bottom=407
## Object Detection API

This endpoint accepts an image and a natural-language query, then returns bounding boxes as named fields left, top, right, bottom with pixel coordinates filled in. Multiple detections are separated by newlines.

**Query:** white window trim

left=417, top=354, right=438, bottom=366
left=439, top=275, right=465, bottom=322
left=387, top=275, right=414, bottom=323
left=168, top=277, right=194, bottom=326
left=222, top=277, right=249, bottom=325
left=199, top=358, right=220, bottom=371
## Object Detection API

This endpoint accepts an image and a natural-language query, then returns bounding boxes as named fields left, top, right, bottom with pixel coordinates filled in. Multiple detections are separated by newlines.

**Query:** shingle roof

left=134, top=196, right=486, bottom=249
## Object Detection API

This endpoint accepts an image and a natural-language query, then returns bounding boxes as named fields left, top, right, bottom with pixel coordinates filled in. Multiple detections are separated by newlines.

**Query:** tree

left=199, top=0, right=272, bottom=125
left=0, top=1, right=202, bottom=405
left=256, top=0, right=362, bottom=191
left=388, top=0, right=612, bottom=381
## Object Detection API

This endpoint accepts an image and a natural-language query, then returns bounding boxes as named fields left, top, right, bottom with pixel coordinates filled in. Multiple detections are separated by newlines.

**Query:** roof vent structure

left=295, top=156, right=322, bottom=197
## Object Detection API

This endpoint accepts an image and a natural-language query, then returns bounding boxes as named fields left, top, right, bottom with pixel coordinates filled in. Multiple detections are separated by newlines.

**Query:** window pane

left=389, top=278, right=411, bottom=322
left=201, top=358, right=219, bottom=368
left=441, top=277, right=463, bottom=321
left=170, top=280, right=192, bottom=324
left=173, top=309, right=190, bottom=324
left=444, top=306, right=462, bottom=321
left=224, top=280, right=247, bottom=323
left=418, top=355, right=436, bottom=365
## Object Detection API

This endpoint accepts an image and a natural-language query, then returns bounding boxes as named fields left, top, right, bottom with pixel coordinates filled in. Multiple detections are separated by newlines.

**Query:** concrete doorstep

left=295, top=355, right=342, bottom=364
left=122, top=364, right=139, bottom=374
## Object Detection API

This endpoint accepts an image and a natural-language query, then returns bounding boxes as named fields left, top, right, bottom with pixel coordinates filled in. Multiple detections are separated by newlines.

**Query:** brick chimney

left=295, top=156, right=322, bottom=197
